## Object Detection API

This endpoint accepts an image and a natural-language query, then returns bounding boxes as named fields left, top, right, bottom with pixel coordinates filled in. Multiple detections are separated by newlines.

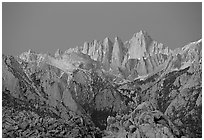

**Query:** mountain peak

left=27, top=49, right=35, bottom=54
left=114, top=36, right=123, bottom=45
left=55, top=49, right=63, bottom=58
left=103, top=37, right=112, bottom=44
left=197, top=39, right=202, bottom=43
left=104, top=37, right=110, bottom=42
left=132, top=30, right=149, bottom=39
left=114, top=36, right=120, bottom=41
left=19, top=49, right=38, bottom=62
left=103, top=37, right=113, bottom=48
left=128, top=30, right=153, bottom=59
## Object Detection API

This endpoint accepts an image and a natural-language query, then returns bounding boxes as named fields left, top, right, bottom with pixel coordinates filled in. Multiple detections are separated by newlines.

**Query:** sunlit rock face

left=2, top=30, right=202, bottom=138
left=75, top=30, right=171, bottom=78
left=128, top=30, right=153, bottom=59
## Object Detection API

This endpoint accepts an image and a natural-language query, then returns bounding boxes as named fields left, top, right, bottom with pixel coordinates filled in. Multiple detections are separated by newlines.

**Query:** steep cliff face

left=121, top=31, right=170, bottom=78
left=128, top=30, right=153, bottom=59
left=81, top=37, right=114, bottom=70
left=102, top=37, right=113, bottom=70
left=110, top=37, right=126, bottom=73
left=73, top=30, right=171, bottom=79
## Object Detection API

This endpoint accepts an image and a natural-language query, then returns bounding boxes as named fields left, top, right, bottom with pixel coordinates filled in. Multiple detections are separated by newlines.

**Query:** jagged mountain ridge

left=18, top=30, right=201, bottom=81
left=74, top=30, right=172, bottom=78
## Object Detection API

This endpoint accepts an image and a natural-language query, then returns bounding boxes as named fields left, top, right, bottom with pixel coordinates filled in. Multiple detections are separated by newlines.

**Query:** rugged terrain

left=2, top=30, right=202, bottom=138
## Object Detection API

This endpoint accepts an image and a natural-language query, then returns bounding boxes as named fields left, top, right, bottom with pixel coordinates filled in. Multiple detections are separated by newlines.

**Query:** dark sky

left=2, top=2, right=202, bottom=56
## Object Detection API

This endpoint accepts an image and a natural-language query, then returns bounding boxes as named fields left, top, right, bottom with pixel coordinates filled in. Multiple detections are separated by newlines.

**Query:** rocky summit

left=2, top=30, right=202, bottom=138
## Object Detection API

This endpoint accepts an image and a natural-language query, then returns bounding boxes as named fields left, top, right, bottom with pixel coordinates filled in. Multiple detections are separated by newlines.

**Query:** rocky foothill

left=2, top=30, right=202, bottom=138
